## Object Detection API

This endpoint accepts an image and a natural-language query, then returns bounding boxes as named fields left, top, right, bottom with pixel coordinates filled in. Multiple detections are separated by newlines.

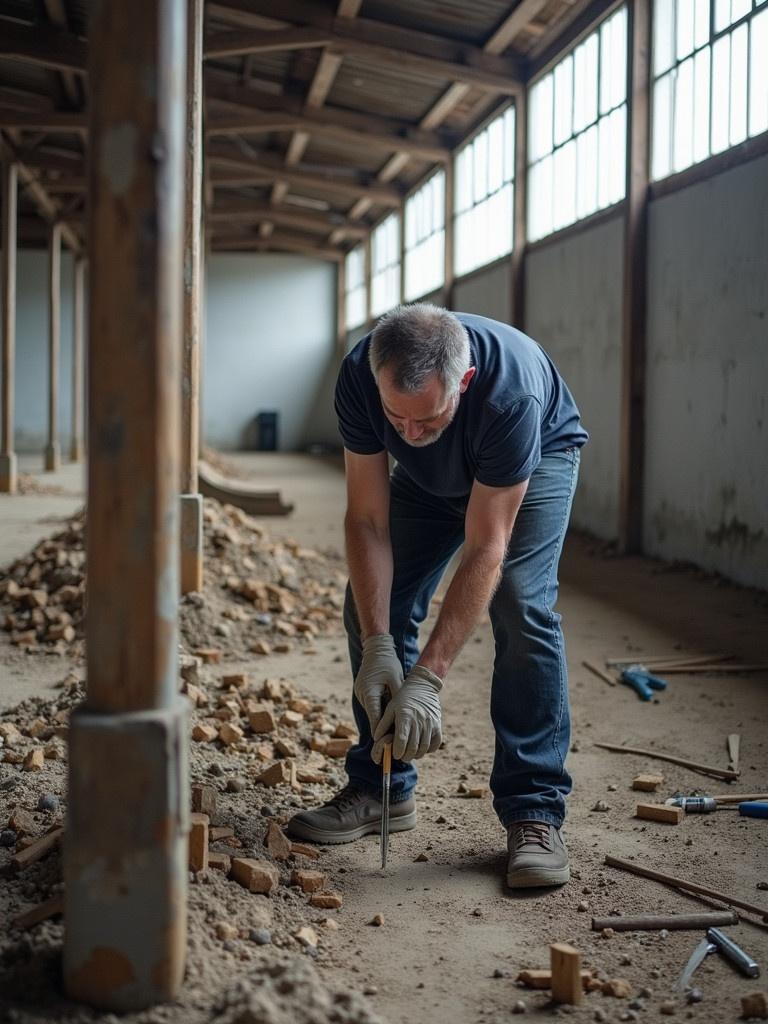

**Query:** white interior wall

left=644, top=154, right=768, bottom=588
left=203, top=252, right=338, bottom=452
left=525, top=215, right=625, bottom=540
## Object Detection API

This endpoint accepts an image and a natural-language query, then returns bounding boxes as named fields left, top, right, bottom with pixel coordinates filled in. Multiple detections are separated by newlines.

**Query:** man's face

left=377, top=367, right=474, bottom=448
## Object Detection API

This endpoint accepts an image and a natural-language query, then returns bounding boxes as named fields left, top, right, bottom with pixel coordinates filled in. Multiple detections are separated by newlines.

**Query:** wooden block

left=633, top=773, right=665, bottom=791
left=741, top=992, right=768, bottom=1019
left=636, top=802, right=683, bottom=824
left=264, top=820, right=292, bottom=861
left=10, top=827, right=63, bottom=872
left=550, top=943, right=583, bottom=1005
left=231, top=857, right=279, bottom=894
left=249, top=706, right=277, bottom=734
left=291, top=868, right=326, bottom=893
left=208, top=852, right=231, bottom=873
left=11, top=893, right=64, bottom=930
left=255, top=761, right=291, bottom=787
left=218, top=721, right=244, bottom=746
left=310, top=891, right=343, bottom=909
left=192, top=722, right=218, bottom=742
left=191, top=783, right=217, bottom=817
left=324, top=738, right=353, bottom=758
left=210, top=825, right=235, bottom=842
left=189, top=812, right=209, bottom=873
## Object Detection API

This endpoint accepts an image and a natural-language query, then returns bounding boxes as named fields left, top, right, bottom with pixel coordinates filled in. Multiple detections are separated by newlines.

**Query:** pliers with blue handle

left=620, top=663, right=669, bottom=701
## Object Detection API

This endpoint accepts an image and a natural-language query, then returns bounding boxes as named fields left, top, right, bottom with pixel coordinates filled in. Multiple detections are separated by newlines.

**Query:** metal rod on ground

left=604, top=856, right=768, bottom=923
left=604, top=654, right=733, bottom=668
left=659, top=664, right=768, bottom=674
left=593, top=742, right=740, bottom=781
left=591, top=911, right=739, bottom=932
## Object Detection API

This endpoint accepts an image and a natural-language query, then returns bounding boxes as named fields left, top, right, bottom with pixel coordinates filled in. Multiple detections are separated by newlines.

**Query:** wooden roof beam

left=42, top=0, right=82, bottom=107
left=0, top=21, right=87, bottom=74
left=212, top=230, right=343, bottom=261
left=0, top=110, right=86, bottom=132
left=209, top=200, right=367, bottom=238
left=205, top=26, right=521, bottom=92
left=206, top=161, right=402, bottom=207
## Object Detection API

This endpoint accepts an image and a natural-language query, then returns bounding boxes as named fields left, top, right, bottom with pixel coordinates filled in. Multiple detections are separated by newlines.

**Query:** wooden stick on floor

left=591, top=911, right=739, bottom=932
left=594, top=742, right=740, bottom=781
left=582, top=660, right=617, bottom=687
left=604, top=855, right=768, bottom=922
left=727, top=733, right=741, bottom=774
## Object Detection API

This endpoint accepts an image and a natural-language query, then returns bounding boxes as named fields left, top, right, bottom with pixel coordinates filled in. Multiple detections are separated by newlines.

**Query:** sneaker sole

left=506, top=864, right=571, bottom=889
left=286, top=810, right=417, bottom=846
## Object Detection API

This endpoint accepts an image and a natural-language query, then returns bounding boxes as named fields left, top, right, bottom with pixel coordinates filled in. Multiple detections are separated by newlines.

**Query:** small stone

left=602, top=978, right=632, bottom=998
left=756, top=882, right=768, bottom=891
left=591, top=800, right=610, bottom=812
left=293, top=925, right=319, bottom=948
left=601, top=927, right=615, bottom=939
left=512, top=1001, right=527, bottom=1014
left=260, top=805, right=276, bottom=817
left=594, top=1011, right=607, bottom=1023
left=629, top=999, right=644, bottom=1010
left=577, top=901, right=589, bottom=912
left=660, top=1001, right=676, bottom=1015
left=23, top=749, right=45, bottom=772
left=741, top=992, right=768, bottom=1019
left=620, top=954, right=632, bottom=965
left=659, top=929, right=670, bottom=940
left=607, top=783, right=618, bottom=791
left=226, top=776, right=246, bottom=793
left=363, top=985, right=378, bottom=996
left=321, top=917, right=340, bottom=930
left=619, top=1012, right=638, bottom=1022
left=216, top=922, right=239, bottom=941
left=369, top=913, right=384, bottom=927
left=650, top=969, right=661, bottom=979
left=686, top=988, right=703, bottom=1005
left=414, top=852, right=429, bottom=862
left=0, top=829, right=17, bottom=847
left=37, top=793, right=59, bottom=813
left=249, top=927, right=272, bottom=945
left=208, top=762, right=224, bottom=776
left=640, top=988, right=653, bottom=999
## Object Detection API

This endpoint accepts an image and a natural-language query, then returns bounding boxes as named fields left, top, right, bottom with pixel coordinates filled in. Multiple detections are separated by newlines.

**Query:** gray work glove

left=372, top=664, right=443, bottom=764
left=353, top=634, right=404, bottom=739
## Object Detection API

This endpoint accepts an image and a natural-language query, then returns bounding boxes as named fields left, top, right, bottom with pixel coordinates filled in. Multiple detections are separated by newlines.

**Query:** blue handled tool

left=620, top=663, right=669, bottom=701
left=739, top=801, right=768, bottom=819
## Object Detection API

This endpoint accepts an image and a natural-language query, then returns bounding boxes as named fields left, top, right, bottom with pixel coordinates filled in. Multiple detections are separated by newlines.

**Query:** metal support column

left=0, top=158, right=17, bottom=492
left=44, top=221, right=62, bottom=472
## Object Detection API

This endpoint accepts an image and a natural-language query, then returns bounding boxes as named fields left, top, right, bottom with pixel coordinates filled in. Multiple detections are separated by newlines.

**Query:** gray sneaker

left=506, top=820, right=570, bottom=888
left=286, top=783, right=417, bottom=845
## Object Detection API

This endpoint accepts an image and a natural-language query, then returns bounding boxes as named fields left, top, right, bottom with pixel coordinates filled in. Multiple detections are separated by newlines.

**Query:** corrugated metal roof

left=361, top=0, right=516, bottom=45
left=329, top=55, right=447, bottom=123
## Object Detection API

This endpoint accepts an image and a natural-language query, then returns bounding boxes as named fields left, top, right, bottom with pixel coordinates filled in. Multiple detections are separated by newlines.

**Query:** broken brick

left=191, top=783, right=217, bottom=817
left=192, top=723, right=218, bottom=743
left=309, top=891, right=343, bottom=909
left=280, top=710, right=303, bottom=728
left=291, top=868, right=326, bottom=893
left=195, top=648, right=222, bottom=664
left=632, top=773, right=665, bottom=792
left=333, top=722, right=357, bottom=739
left=324, top=738, right=354, bottom=758
left=261, top=678, right=284, bottom=701
left=251, top=640, right=271, bottom=655
left=185, top=683, right=208, bottom=708
left=208, top=852, right=231, bottom=873
left=215, top=922, right=239, bottom=941
left=288, top=698, right=313, bottom=715
left=741, top=992, right=768, bottom=1020
left=254, top=761, right=291, bottom=787
left=264, top=821, right=292, bottom=861
left=8, top=808, right=35, bottom=835
left=275, top=737, right=298, bottom=758
left=23, top=750, right=45, bottom=772
left=248, top=705, right=277, bottom=734
left=0, top=723, right=24, bottom=746
left=218, top=722, right=244, bottom=746
left=290, top=842, right=320, bottom=860
left=602, top=979, right=632, bottom=999
left=293, top=925, right=318, bottom=948
left=231, top=857, right=279, bottom=894
left=189, top=812, right=209, bottom=873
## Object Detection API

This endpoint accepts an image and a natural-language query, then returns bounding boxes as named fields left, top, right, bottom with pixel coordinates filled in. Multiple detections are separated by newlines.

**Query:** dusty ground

left=1, top=453, right=767, bottom=1024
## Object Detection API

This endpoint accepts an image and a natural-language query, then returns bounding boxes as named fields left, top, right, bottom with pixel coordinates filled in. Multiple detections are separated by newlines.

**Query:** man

left=287, top=304, right=588, bottom=888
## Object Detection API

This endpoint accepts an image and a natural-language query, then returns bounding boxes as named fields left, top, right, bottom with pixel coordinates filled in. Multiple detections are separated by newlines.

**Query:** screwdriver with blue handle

left=621, top=663, right=668, bottom=700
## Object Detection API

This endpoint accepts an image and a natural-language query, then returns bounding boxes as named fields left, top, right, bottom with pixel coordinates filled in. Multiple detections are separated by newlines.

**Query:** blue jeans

left=343, top=447, right=580, bottom=828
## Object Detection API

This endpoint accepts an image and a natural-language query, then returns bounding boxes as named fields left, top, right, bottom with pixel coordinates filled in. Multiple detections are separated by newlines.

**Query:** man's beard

left=397, top=422, right=449, bottom=447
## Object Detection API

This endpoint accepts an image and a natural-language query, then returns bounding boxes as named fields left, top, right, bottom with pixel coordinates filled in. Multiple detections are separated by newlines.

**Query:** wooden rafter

left=212, top=230, right=343, bottom=261
left=42, top=0, right=81, bottom=107
left=0, top=21, right=86, bottom=74
left=209, top=201, right=368, bottom=238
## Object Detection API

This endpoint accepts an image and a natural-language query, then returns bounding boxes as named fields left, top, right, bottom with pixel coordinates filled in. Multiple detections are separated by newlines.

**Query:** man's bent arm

left=418, top=478, right=528, bottom=678
left=343, top=449, right=393, bottom=638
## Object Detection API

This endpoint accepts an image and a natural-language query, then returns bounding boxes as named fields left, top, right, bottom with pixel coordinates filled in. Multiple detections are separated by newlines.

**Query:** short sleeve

left=334, top=356, right=385, bottom=455
left=475, top=397, right=542, bottom=487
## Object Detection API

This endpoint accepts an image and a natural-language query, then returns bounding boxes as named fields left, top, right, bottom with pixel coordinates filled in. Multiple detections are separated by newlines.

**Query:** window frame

left=344, top=243, right=368, bottom=332
left=403, top=168, right=447, bottom=303
left=370, top=211, right=402, bottom=318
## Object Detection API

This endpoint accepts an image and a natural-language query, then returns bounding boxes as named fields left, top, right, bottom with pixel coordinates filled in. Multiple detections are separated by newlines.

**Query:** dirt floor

left=1, top=452, right=767, bottom=1024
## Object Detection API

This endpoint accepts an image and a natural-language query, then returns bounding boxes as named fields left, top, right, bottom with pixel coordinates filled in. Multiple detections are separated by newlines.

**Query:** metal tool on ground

left=620, top=663, right=668, bottom=700
left=380, top=740, right=392, bottom=869
left=740, top=801, right=768, bottom=819
left=666, top=796, right=768, bottom=817
left=675, top=928, right=760, bottom=992
left=591, top=911, right=739, bottom=932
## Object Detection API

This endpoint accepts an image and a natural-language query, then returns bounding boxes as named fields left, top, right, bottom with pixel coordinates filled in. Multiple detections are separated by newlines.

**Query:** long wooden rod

left=594, top=742, right=740, bottom=781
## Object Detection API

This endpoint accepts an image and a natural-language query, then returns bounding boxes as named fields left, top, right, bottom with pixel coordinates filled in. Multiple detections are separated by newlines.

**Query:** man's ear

left=459, top=366, right=477, bottom=393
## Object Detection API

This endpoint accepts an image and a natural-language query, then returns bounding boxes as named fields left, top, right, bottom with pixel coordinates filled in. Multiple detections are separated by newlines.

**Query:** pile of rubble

left=0, top=498, right=346, bottom=659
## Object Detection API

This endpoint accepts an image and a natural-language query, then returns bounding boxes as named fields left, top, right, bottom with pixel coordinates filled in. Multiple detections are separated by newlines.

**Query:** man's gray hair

left=368, top=303, right=470, bottom=394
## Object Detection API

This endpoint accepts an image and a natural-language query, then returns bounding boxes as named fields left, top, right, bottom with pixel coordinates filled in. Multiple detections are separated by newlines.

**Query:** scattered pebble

left=0, top=829, right=17, bottom=847
left=208, top=763, right=224, bottom=777
left=226, top=776, right=246, bottom=793
left=594, top=1011, right=607, bottom=1023
left=577, top=901, right=589, bottom=912
left=607, top=783, right=618, bottom=791
left=686, top=988, right=703, bottom=1005
left=414, top=852, right=429, bottom=862
left=249, top=928, right=272, bottom=945
left=757, top=881, right=768, bottom=891
left=620, top=954, right=632, bottom=965
left=261, top=805, right=276, bottom=817
left=660, top=1001, right=677, bottom=1015
left=363, top=985, right=378, bottom=996
left=659, top=929, right=670, bottom=940
left=592, top=800, right=610, bottom=812
left=640, top=987, right=653, bottom=998
left=369, top=914, right=384, bottom=927
left=512, top=1000, right=527, bottom=1014
left=601, top=927, right=615, bottom=939
left=37, top=793, right=59, bottom=813
left=629, top=998, right=644, bottom=1010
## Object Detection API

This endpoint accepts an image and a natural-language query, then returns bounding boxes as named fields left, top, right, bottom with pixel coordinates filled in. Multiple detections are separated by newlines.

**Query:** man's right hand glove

left=371, top=664, right=443, bottom=764
left=353, top=633, right=404, bottom=739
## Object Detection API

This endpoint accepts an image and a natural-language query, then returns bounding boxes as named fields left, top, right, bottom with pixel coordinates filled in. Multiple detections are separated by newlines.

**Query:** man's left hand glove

left=371, top=665, right=443, bottom=764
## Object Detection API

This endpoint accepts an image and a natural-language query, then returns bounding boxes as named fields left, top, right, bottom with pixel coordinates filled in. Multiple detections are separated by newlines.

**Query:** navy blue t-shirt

left=335, top=312, right=588, bottom=498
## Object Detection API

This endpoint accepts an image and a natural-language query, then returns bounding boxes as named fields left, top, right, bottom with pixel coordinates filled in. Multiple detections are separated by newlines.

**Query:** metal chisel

left=675, top=928, right=760, bottom=991
left=380, top=741, right=392, bottom=869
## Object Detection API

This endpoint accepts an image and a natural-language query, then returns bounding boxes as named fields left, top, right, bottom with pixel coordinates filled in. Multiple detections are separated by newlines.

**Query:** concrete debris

left=309, top=891, right=343, bottom=909
left=602, top=978, right=632, bottom=998
left=742, top=993, right=768, bottom=1020
left=264, top=821, right=292, bottom=861
left=291, top=869, right=327, bottom=893
left=369, top=914, right=385, bottom=927
left=231, top=858, right=280, bottom=894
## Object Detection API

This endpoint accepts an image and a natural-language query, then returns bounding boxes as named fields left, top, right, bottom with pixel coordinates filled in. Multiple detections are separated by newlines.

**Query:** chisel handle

left=383, top=742, right=392, bottom=774
left=739, top=801, right=768, bottom=818
left=707, top=928, right=760, bottom=978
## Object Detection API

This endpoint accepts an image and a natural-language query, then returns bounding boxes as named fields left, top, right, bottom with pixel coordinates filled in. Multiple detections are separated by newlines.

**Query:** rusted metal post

left=44, top=221, right=62, bottom=472
left=63, top=0, right=188, bottom=1011
left=0, top=158, right=17, bottom=493
left=180, top=0, right=204, bottom=594
left=69, top=257, right=85, bottom=461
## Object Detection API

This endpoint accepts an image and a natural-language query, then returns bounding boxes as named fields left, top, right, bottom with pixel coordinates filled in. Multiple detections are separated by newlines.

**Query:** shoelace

left=324, top=784, right=367, bottom=812
left=514, top=822, right=552, bottom=851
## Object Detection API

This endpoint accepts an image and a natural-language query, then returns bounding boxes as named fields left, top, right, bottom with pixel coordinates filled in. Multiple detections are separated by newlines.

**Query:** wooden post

left=0, top=158, right=17, bottom=493
left=443, top=157, right=454, bottom=310
left=44, top=221, right=62, bottom=472
left=618, top=0, right=650, bottom=552
left=336, top=253, right=346, bottom=351
left=511, top=87, right=527, bottom=329
left=69, top=257, right=85, bottom=461
left=64, top=0, right=188, bottom=1011
left=550, top=943, right=583, bottom=1005
left=180, top=0, right=204, bottom=595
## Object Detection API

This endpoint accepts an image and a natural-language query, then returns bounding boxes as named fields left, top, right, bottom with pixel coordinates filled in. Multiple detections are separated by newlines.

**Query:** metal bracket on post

left=64, top=699, right=189, bottom=1011
left=180, top=492, right=203, bottom=594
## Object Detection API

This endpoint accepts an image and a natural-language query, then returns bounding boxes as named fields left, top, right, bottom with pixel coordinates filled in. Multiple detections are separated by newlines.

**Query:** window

left=370, top=213, right=401, bottom=317
left=651, top=0, right=768, bottom=179
left=404, top=170, right=445, bottom=301
left=527, top=7, right=628, bottom=241
left=344, top=245, right=367, bottom=330
left=454, top=107, right=516, bottom=277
